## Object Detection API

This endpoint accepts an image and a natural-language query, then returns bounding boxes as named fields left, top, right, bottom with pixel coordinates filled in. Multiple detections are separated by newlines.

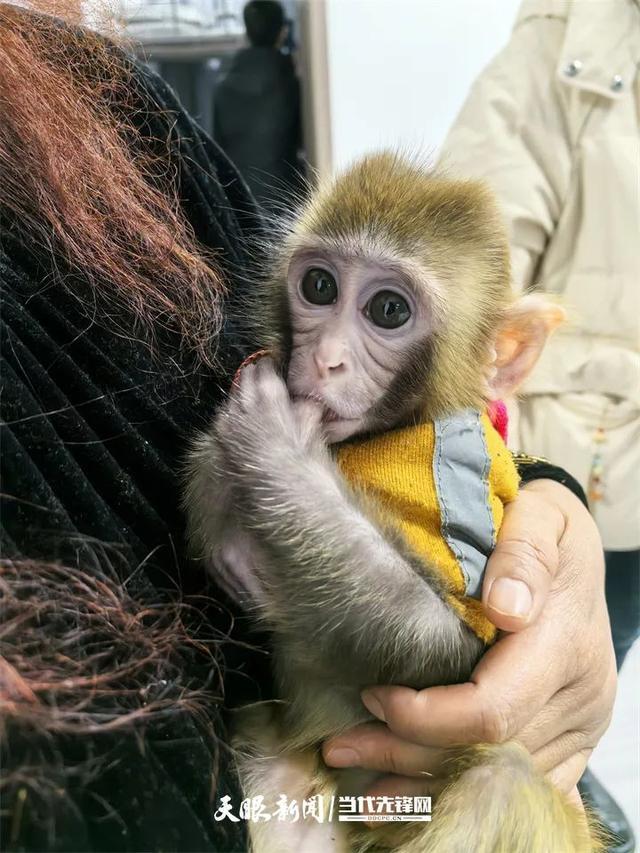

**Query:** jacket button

left=564, top=59, right=583, bottom=76
left=610, top=75, right=624, bottom=91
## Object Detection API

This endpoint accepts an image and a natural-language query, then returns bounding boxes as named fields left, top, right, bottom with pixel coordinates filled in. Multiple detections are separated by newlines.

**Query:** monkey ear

left=489, top=295, right=565, bottom=398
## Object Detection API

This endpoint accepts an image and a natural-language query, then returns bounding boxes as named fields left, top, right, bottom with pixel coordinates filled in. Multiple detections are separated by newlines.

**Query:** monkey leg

left=232, top=704, right=351, bottom=853
left=378, top=742, right=601, bottom=853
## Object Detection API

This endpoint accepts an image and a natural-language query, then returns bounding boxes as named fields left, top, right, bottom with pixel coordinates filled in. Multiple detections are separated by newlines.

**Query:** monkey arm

left=215, top=359, right=482, bottom=687
left=184, top=428, right=269, bottom=605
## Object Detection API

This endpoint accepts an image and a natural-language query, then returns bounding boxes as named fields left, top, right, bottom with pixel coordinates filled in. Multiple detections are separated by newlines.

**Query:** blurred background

left=106, top=0, right=640, bottom=842
left=111, top=0, right=520, bottom=190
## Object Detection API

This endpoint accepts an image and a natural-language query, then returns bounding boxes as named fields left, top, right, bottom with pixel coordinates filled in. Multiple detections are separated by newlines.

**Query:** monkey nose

left=314, top=351, right=347, bottom=379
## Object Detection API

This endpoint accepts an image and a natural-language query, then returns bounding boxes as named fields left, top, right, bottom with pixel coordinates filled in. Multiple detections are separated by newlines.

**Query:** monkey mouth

left=314, top=400, right=356, bottom=424
left=321, top=406, right=365, bottom=437
left=321, top=405, right=341, bottom=423
left=290, top=392, right=363, bottom=427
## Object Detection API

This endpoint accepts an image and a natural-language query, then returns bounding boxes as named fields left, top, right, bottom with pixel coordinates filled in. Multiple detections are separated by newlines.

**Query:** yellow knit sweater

left=336, top=412, right=519, bottom=644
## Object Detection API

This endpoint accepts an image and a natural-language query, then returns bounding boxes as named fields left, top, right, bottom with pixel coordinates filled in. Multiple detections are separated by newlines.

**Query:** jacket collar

left=515, top=0, right=640, bottom=99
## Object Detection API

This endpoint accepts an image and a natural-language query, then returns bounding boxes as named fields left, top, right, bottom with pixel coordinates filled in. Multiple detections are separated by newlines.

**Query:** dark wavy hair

left=0, top=1, right=226, bottom=366
left=0, top=551, right=228, bottom=846
left=0, top=4, right=236, bottom=843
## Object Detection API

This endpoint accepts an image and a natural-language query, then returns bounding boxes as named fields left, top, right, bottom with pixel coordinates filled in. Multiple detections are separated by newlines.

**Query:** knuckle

left=598, top=667, right=618, bottom=731
left=568, top=678, right=616, bottom=744
left=381, top=748, right=400, bottom=775
left=496, top=536, right=556, bottom=579
left=568, top=727, right=601, bottom=757
left=574, top=633, right=617, bottom=713
left=476, top=700, right=512, bottom=744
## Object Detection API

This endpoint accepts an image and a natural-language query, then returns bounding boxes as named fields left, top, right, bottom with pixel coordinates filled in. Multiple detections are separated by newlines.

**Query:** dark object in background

left=578, top=769, right=635, bottom=853
left=214, top=1, right=303, bottom=212
left=604, top=548, right=640, bottom=672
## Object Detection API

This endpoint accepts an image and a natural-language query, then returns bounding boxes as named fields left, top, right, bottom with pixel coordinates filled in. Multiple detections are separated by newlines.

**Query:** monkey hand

left=217, top=357, right=325, bottom=477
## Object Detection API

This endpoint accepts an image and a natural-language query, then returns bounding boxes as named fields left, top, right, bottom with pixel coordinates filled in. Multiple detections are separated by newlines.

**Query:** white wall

left=324, top=0, right=521, bottom=170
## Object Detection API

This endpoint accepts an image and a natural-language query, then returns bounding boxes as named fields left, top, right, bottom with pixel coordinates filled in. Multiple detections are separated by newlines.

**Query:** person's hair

left=243, top=0, right=284, bottom=47
left=0, top=552, right=225, bottom=840
left=0, top=1, right=226, bottom=366
left=0, top=7, right=232, bottom=840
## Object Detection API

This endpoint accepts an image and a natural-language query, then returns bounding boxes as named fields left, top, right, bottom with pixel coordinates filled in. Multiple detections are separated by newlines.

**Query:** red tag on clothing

left=487, top=399, right=509, bottom=442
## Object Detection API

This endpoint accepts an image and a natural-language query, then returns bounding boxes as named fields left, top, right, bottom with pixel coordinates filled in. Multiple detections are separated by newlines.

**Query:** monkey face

left=285, top=248, right=434, bottom=443
left=273, top=155, right=563, bottom=436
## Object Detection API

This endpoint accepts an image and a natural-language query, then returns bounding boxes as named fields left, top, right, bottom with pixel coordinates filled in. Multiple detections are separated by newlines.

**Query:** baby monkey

left=186, top=153, right=596, bottom=852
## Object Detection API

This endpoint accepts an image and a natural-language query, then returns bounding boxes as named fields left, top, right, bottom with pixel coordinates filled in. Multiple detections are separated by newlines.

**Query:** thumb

left=483, top=481, right=565, bottom=632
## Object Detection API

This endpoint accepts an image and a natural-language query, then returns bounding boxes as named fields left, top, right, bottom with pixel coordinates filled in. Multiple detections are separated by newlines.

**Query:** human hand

left=323, top=480, right=616, bottom=799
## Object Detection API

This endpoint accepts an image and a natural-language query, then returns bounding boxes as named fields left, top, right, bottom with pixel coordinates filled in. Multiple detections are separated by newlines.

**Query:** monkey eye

left=366, top=290, right=411, bottom=329
left=301, top=268, right=338, bottom=305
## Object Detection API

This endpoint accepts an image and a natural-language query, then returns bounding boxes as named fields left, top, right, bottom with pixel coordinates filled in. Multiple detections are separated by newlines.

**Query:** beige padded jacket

left=440, top=0, right=640, bottom=549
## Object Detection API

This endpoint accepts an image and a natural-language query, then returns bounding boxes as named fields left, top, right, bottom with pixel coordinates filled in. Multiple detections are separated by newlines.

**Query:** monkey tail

left=395, top=743, right=603, bottom=853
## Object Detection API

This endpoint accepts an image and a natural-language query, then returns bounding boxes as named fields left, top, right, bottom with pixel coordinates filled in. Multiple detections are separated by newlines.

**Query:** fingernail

left=488, top=577, right=532, bottom=618
left=324, top=747, right=360, bottom=767
left=361, top=690, right=386, bottom=722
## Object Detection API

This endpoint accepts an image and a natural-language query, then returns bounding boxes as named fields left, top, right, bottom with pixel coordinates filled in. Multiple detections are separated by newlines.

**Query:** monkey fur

left=185, top=152, right=597, bottom=852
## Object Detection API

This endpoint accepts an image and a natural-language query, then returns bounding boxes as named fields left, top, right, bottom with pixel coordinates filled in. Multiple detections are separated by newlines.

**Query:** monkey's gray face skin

left=286, top=249, right=432, bottom=443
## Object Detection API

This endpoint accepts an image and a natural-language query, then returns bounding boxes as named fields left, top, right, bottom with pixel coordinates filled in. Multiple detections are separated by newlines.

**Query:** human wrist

left=513, top=454, right=589, bottom=510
